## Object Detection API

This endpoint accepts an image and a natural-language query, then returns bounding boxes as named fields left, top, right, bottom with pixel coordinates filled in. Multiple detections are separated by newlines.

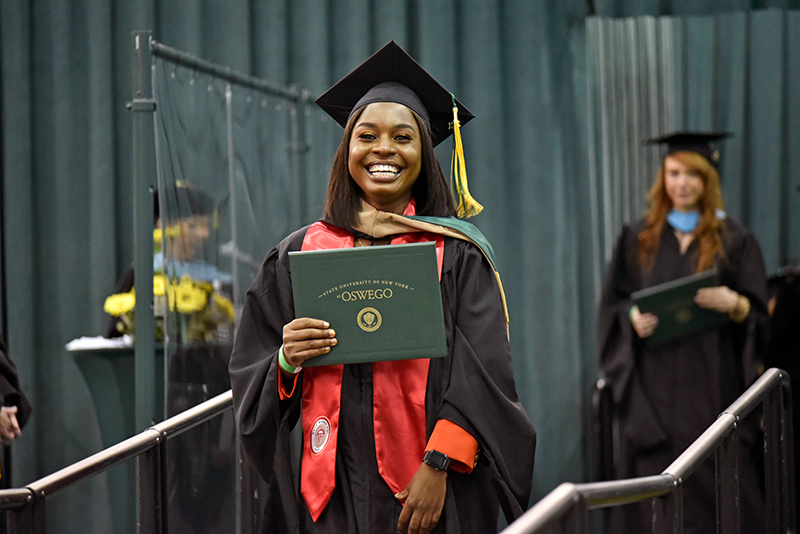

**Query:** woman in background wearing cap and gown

left=597, top=132, right=769, bottom=533
left=104, top=183, right=236, bottom=533
left=229, top=42, right=536, bottom=534
left=0, top=334, right=32, bottom=448
left=104, top=183, right=231, bottom=338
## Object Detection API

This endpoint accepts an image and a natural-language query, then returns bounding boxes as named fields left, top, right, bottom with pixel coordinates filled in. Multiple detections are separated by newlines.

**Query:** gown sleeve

left=0, top=335, right=32, bottom=429
left=718, top=219, right=770, bottom=386
left=596, top=224, right=669, bottom=450
left=433, top=239, right=537, bottom=520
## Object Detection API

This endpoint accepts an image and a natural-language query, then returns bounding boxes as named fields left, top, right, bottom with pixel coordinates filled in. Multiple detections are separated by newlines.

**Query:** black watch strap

left=423, top=449, right=451, bottom=471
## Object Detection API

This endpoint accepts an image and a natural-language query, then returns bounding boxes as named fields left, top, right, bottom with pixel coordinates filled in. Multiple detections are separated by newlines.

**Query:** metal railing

left=0, top=391, right=239, bottom=533
left=501, top=367, right=796, bottom=533
left=0, top=369, right=793, bottom=533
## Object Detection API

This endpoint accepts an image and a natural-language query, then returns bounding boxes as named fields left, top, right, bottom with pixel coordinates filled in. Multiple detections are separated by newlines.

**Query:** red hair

left=637, top=152, right=725, bottom=272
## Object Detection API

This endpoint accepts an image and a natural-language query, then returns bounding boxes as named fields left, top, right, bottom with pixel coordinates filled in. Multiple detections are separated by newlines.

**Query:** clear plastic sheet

left=152, top=58, right=309, bottom=533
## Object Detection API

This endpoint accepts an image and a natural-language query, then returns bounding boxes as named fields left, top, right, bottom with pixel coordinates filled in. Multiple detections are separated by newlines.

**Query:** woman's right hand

left=629, top=306, right=659, bottom=338
left=0, top=406, right=21, bottom=445
left=282, top=318, right=337, bottom=368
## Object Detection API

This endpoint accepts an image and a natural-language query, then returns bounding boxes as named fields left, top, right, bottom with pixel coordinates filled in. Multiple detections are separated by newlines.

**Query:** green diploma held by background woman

left=228, top=41, right=536, bottom=534
left=597, top=132, right=769, bottom=533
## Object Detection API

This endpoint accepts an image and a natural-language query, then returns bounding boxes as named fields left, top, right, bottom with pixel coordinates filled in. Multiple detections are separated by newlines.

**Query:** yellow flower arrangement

left=153, top=274, right=166, bottom=296
left=104, top=274, right=235, bottom=343
left=103, top=291, right=136, bottom=317
left=173, top=278, right=208, bottom=314
left=212, top=293, right=235, bottom=321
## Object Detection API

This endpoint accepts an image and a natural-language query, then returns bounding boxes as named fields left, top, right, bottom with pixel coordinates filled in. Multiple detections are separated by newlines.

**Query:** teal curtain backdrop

left=1, top=1, right=798, bottom=532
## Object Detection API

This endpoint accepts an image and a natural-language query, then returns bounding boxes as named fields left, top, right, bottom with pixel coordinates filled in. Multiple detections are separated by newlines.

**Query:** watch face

left=424, top=450, right=450, bottom=470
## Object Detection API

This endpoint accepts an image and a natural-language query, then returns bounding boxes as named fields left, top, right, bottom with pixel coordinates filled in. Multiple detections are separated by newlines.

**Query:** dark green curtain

left=1, top=1, right=797, bottom=532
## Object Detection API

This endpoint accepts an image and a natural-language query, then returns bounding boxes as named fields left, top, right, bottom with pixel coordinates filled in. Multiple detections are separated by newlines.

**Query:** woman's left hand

left=695, top=285, right=739, bottom=313
left=395, top=463, right=447, bottom=534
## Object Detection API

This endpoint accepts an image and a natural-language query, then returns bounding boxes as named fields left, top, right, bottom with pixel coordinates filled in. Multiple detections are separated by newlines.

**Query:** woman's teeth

left=368, top=164, right=400, bottom=177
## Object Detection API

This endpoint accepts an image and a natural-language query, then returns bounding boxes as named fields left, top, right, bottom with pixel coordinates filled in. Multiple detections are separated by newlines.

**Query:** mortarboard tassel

left=450, top=94, right=483, bottom=219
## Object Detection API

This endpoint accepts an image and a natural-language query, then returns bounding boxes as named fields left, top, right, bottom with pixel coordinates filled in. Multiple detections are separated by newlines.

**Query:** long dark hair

left=324, top=105, right=455, bottom=228
left=637, top=151, right=725, bottom=272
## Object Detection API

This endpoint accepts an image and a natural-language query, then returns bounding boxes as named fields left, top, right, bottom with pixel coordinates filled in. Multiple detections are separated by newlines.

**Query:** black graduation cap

left=316, top=41, right=483, bottom=218
left=315, top=41, right=474, bottom=147
left=161, top=181, right=216, bottom=223
left=647, top=131, right=731, bottom=167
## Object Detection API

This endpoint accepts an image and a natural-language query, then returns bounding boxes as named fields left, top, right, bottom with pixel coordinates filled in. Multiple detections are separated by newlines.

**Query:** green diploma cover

left=632, top=269, right=729, bottom=346
left=289, top=241, right=447, bottom=366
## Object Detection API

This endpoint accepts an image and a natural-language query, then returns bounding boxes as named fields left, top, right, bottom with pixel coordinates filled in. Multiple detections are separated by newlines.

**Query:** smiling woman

left=228, top=41, right=536, bottom=534
left=662, top=156, right=705, bottom=213
left=320, top=72, right=469, bottom=232
left=348, top=102, right=423, bottom=214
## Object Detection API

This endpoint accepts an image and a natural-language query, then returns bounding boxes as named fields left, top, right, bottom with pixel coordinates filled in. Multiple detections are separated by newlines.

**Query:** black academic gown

left=597, top=216, right=769, bottom=534
left=765, top=266, right=800, bottom=513
left=229, top=223, right=536, bottom=534
left=0, top=335, right=31, bottom=430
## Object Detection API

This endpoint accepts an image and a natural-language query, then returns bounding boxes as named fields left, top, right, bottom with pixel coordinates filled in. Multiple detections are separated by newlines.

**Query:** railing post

left=781, top=373, right=797, bottom=531
left=763, top=372, right=796, bottom=533
left=7, top=505, right=34, bottom=534
left=557, top=494, right=589, bottom=534
left=237, top=457, right=260, bottom=534
left=715, top=422, right=741, bottom=534
left=652, top=483, right=682, bottom=534
left=592, top=378, right=615, bottom=482
left=130, top=29, right=158, bottom=434
left=16, top=494, right=46, bottom=534
left=7, top=506, right=31, bottom=534
left=137, top=430, right=166, bottom=534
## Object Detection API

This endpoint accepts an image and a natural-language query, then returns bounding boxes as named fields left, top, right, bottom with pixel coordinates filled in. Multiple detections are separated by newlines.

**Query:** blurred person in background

left=597, top=132, right=769, bottom=533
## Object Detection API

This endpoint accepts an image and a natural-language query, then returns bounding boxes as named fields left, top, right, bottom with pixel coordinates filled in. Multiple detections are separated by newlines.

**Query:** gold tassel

left=450, top=94, right=483, bottom=218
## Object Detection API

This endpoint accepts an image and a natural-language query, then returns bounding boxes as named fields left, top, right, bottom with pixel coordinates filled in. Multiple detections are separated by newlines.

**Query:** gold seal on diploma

left=357, top=307, right=382, bottom=332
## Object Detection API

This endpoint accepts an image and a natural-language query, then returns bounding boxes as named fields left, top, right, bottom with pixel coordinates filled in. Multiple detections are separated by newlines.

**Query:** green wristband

left=278, top=346, right=301, bottom=374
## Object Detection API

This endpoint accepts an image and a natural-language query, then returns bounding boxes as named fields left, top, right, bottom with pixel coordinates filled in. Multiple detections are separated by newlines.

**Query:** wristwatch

left=423, top=450, right=451, bottom=471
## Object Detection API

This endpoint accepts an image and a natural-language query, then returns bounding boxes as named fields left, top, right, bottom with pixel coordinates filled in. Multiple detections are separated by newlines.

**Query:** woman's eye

left=357, top=132, right=376, bottom=140
left=395, top=133, right=412, bottom=141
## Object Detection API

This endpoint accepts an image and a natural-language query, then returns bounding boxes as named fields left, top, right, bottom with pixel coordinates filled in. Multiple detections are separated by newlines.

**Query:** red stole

left=299, top=213, right=444, bottom=522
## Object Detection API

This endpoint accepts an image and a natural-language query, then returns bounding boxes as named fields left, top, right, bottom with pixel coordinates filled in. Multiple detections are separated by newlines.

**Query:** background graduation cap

left=162, top=181, right=217, bottom=222
left=151, top=182, right=216, bottom=225
left=648, top=131, right=731, bottom=168
left=316, top=41, right=482, bottom=217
